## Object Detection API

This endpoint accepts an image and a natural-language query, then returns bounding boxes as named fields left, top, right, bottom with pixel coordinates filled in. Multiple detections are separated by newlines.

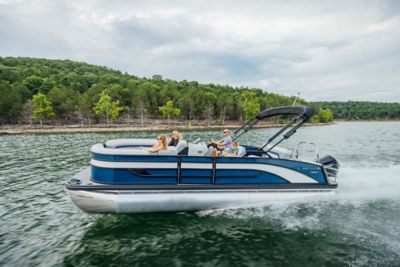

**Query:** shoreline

left=2, top=120, right=398, bottom=135
left=0, top=122, right=333, bottom=135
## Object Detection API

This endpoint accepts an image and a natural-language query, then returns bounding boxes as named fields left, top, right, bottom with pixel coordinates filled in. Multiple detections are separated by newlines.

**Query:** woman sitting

left=168, top=130, right=182, bottom=146
left=145, top=135, right=167, bottom=152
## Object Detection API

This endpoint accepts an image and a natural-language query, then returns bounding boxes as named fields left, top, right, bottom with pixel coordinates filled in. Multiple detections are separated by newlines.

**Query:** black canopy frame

left=233, top=106, right=316, bottom=156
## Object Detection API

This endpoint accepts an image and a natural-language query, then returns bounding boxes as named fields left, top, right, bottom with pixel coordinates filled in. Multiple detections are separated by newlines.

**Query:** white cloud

left=0, top=0, right=399, bottom=101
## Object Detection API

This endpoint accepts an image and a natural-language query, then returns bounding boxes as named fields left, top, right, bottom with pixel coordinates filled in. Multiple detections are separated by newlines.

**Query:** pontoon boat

left=65, top=106, right=339, bottom=213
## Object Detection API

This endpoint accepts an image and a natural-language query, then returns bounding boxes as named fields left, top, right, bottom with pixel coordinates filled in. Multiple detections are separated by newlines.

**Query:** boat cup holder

left=291, top=141, right=319, bottom=162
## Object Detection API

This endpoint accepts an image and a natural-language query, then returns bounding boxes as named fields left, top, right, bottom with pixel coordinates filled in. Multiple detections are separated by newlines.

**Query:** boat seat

left=175, top=141, right=188, bottom=155
left=237, top=146, right=247, bottom=157
left=105, top=139, right=156, bottom=148
left=188, top=142, right=208, bottom=156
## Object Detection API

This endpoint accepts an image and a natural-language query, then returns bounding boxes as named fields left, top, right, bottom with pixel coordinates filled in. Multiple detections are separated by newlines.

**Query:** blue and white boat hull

left=66, top=165, right=337, bottom=214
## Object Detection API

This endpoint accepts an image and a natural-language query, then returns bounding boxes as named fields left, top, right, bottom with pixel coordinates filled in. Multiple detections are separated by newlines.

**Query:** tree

left=32, top=93, right=55, bottom=127
left=178, top=92, right=195, bottom=121
left=48, top=87, right=79, bottom=120
left=0, top=66, right=21, bottom=83
left=78, top=92, right=93, bottom=126
left=47, top=87, right=67, bottom=118
left=145, top=83, right=162, bottom=114
left=232, top=92, right=244, bottom=122
left=93, top=91, right=124, bottom=127
left=22, top=75, right=44, bottom=94
left=39, top=78, right=56, bottom=94
left=216, top=94, right=234, bottom=125
left=319, top=108, right=334, bottom=123
left=242, top=91, right=260, bottom=120
left=159, top=100, right=181, bottom=127
left=125, top=106, right=133, bottom=125
left=204, top=92, right=217, bottom=126
left=0, top=81, right=24, bottom=123
left=131, top=87, right=148, bottom=127
left=22, top=100, right=33, bottom=125
left=106, top=84, right=130, bottom=106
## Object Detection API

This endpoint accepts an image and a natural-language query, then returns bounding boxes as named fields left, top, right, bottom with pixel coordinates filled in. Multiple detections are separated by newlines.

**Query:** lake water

left=1, top=122, right=400, bottom=266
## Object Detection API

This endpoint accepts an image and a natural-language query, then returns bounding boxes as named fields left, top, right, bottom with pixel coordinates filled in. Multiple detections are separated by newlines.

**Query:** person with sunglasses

left=208, top=129, right=232, bottom=155
left=168, top=130, right=182, bottom=146
left=145, top=135, right=167, bottom=152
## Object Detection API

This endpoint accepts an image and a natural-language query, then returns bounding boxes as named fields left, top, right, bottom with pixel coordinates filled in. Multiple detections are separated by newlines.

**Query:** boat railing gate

left=291, top=141, right=319, bottom=162
left=176, top=156, right=218, bottom=185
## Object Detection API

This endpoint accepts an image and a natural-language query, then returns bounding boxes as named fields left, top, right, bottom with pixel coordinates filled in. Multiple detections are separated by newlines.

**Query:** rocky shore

left=0, top=122, right=333, bottom=135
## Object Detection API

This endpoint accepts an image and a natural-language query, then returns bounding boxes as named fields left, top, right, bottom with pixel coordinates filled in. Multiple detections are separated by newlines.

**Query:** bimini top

left=256, top=106, right=315, bottom=122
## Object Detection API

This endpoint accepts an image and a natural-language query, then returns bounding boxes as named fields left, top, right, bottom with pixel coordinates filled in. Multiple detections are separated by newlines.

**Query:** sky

left=1, top=0, right=399, bottom=102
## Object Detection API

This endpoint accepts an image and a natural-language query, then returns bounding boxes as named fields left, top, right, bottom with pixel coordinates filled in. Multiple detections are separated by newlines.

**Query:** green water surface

left=1, top=122, right=400, bottom=266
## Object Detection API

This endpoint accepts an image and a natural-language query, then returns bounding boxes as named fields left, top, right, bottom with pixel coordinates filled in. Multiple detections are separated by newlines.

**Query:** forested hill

left=1, top=56, right=397, bottom=126
left=0, top=56, right=313, bottom=125
left=315, top=101, right=400, bottom=120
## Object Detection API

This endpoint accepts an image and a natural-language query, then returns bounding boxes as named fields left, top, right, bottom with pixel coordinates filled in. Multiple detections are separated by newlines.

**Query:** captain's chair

left=237, top=146, right=247, bottom=157
left=175, top=141, right=188, bottom=155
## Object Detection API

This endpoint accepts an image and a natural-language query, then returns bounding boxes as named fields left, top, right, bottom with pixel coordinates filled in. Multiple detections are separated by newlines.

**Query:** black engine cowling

left=319, top=155, right=340, bottom=178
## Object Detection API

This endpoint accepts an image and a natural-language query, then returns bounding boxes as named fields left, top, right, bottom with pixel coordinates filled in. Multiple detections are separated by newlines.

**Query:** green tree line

left=0, top=57, right=335, bottom=126
left=315, top=101, right=400, bottom=120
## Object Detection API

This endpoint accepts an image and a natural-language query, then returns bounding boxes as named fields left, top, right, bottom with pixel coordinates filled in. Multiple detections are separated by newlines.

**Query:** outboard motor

left=319, top=155, right=340, bottom=184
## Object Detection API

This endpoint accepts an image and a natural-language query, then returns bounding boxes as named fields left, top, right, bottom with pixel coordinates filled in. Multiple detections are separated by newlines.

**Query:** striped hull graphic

left=90, top=159, right=322, bottom=184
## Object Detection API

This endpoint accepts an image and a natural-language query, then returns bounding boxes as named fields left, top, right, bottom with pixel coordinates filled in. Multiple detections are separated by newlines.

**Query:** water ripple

left=1, top=122, right=400, bottom=266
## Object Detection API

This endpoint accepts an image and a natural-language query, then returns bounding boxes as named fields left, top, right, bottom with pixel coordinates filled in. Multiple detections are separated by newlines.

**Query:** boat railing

left=291, top=141, right=319, bottom=162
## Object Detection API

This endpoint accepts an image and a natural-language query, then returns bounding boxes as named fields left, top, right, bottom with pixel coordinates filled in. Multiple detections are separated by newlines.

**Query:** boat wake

left=197, top=164, right=400, bottom=228
left=197, top=165, right=400, bottom=263
left=338, top=164, right=400, bottom=201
